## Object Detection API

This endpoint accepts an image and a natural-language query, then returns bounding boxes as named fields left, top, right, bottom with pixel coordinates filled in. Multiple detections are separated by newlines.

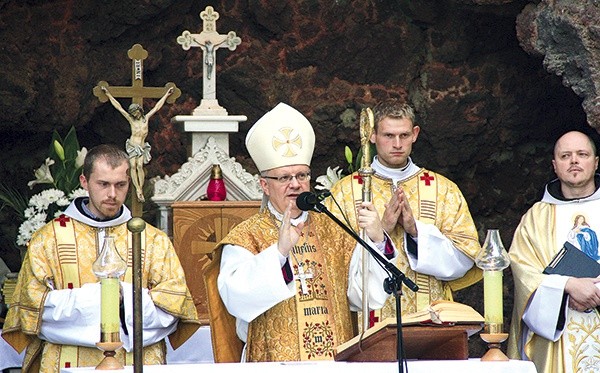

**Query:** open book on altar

left=335, top=301, right=484, bottom=362
left=402, top=300, right=484, bottom=328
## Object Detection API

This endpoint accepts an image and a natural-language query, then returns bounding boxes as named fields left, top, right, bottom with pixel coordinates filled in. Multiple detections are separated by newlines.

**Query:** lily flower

left=54, top=140, right=65, bottom=161
left=345, top=146, right=353, bottom=166
left=75, top=147, right=88, bottom=168
left=315, top=166, right=343, bottom=190
left=27, top=158, right=55, bottom=189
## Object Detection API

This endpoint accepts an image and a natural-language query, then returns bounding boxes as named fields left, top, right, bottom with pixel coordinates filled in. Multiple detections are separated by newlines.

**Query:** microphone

left=296, top=191, right=331, bottom=211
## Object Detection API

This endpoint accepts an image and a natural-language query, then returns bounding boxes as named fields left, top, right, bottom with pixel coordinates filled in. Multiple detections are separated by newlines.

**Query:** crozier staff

left=325, top=99, right=482, bottom=327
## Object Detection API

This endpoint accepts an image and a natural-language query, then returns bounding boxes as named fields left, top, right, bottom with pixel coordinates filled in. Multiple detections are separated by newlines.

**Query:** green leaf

left=353, top=144, right=376, bottom=172
left=0, top=182, right=28, bottom=221
left=50, top=128, right=65, bottom=154
left=45, top=127, right=84, bottom=192
left=62, top=126, right=81, bottom=161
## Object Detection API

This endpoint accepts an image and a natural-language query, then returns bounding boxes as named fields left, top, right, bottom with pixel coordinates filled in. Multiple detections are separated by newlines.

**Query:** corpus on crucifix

left=177, top=5, right=241, bottom=115
left=101, top=85, right=173, bottom=203
left=93, top=44, right=180, bottom=214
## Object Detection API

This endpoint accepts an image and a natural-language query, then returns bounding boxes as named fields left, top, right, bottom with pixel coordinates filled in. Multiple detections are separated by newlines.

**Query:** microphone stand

left=384, top=271, right=407, bottom=373
left=310, top=202, right=418, bottom=373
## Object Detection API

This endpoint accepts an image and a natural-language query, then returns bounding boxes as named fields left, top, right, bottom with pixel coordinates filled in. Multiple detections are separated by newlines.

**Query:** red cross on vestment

left=54, top=215, right=70, bottom=227
left=353, top=174, right=363, bottom=184
left=420, top=172, right=434, bottom=186
left=369, top=310, right=379, bottom=328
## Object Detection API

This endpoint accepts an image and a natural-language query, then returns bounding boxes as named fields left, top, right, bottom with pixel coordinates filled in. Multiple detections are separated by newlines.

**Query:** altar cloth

left=0, top=325, right=213, bottom=370
left=61, top=360, right=537, bottom=373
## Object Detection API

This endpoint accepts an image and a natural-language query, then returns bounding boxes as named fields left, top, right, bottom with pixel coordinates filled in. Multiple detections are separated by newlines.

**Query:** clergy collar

left=64, top=196, right=132, bottom=228
left=372, top=156, right=421, bottom=182
left=541, top=174, right=600, bottom=204
left=266, top=201, right=308, bottom=226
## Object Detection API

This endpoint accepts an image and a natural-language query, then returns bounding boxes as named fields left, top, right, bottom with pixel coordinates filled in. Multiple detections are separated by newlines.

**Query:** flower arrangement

left=315, top=144, right=375, bottom=190
left=0, top=127, right=87, bottom=248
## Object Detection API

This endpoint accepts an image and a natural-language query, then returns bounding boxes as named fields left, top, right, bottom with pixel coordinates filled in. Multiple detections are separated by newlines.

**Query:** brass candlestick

left=480, top=323, right=509, bottom=361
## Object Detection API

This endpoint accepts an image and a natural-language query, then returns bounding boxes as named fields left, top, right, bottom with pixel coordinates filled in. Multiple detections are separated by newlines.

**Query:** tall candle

left=93, top=235, right=126, bottom=344
left=483, top=270, right=503, bottom=324
left=100, top=277, right=120, bottom=335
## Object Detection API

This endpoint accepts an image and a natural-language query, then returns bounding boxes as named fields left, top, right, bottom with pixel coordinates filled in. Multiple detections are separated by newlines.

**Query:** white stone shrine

left=152, top=5, right=261, bottom=235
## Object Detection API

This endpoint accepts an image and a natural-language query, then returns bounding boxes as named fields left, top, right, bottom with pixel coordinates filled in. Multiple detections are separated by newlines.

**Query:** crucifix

left=177, top=5, right=241, bottom=115
left=295, top=262, right=314, bottom=295
left=93, top=43, right=181, bottom=217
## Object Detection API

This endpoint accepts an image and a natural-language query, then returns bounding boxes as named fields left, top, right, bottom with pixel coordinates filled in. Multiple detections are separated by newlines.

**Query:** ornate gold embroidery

left=303, top=320, right=335, bottom=359
left=565, top=312, right=600, bottom=371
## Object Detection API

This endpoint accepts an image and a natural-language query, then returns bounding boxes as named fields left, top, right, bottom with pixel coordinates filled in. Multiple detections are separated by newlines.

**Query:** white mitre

left=245, top=102, right=315, bottom=172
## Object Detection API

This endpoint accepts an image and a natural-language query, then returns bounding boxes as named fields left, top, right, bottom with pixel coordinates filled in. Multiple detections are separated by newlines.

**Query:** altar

left=3, top=325, right=538, bottom=373
left=60, top=360, right=537, bottom=373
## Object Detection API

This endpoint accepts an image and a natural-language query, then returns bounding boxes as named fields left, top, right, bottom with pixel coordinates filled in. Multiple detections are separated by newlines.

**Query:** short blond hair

left=372, top=100, right=415, bottom=132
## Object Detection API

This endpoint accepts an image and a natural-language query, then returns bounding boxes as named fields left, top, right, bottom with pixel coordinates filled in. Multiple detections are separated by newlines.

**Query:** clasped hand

left=565, top=277, right=600, bottom=312
left=382, top=186, right=417, bottom=237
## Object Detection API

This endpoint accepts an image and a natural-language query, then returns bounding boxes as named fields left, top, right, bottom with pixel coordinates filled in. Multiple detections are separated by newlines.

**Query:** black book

left=543, top=241, right=600, bottom=277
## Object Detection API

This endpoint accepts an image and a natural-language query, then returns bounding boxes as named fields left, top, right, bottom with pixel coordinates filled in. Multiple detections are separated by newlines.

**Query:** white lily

left=27, top=158, right=55, bottom=189
left=315, top=166, right=343, bottom=190
left=75, top=147, right=88, bottom=168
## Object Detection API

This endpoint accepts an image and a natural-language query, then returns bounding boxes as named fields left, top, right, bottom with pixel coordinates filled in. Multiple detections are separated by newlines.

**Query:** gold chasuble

left=2, top=216, right=199, bottom=373
left=207, top=210, right=357, bottom=362
left=326, top=169, right=481, bottom=324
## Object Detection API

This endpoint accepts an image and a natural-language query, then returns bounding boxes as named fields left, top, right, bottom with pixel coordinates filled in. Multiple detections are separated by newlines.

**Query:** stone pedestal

left=173, top=114, right=246, bottom=156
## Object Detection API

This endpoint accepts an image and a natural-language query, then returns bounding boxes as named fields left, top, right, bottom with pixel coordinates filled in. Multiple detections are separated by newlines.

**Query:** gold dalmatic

left=51, top=220, right=142, bottom=370
left=327, top=168, right=482, bottom=330
left=3, top=215, right=199, bottom=372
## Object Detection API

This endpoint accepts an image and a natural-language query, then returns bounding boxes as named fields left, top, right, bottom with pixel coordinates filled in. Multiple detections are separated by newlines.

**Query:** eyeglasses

left=261, top=172, right=311, bottom=184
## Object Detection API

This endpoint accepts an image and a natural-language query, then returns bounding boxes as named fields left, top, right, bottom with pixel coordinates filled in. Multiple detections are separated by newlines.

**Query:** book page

left=336, top=301, right=483, bottom=354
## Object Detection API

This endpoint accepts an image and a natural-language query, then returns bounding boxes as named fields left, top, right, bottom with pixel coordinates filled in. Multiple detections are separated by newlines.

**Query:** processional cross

left=177, top=5, right=241, bottom=115
left=93, top=43, right=181, bottom=217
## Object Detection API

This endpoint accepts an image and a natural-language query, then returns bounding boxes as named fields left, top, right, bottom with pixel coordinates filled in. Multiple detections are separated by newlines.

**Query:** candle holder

left=207, top=164, right=226, bottom=201
left=479, top=323, right=509, bottom=361
left=95, top=341, right=124, bottom=370
left=475, top=229, right=511, bottom=362
left=93, top=235, right=127, bottom=370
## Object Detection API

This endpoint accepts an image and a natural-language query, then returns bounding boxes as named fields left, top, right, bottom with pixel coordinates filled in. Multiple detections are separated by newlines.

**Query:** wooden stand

left=480, top=333, right=509, bottom=361
left=335, top=324, right=481, bottom=362
left=172, top=201, right=260, bottom=323
left=95, top=341, right=124, bottom=370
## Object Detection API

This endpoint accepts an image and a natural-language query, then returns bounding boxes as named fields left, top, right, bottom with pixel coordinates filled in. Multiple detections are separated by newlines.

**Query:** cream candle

left=93, top=235, right=127, bottom=343
left=483, top=270, right=503, bottom=324
left=476, top=229, right=510, bottom=329
left=100, top=277, right=121, bottom=335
